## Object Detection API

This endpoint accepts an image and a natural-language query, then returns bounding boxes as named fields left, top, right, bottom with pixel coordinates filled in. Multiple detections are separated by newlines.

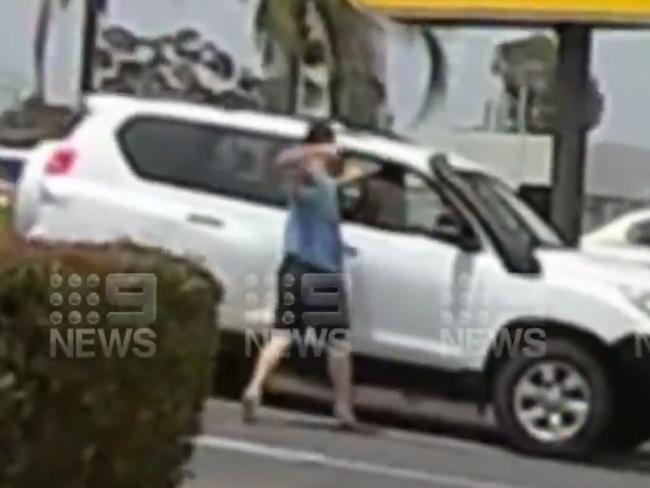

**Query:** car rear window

left=119, top=117, right=294, bottom=206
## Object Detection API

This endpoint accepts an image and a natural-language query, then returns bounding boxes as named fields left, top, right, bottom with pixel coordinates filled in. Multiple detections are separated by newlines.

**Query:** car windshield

left=460, top=172, right=565, bottom=248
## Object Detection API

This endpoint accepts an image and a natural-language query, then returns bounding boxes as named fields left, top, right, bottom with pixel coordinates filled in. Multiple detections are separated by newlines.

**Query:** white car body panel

left=13, top=94, right=650, bottom=375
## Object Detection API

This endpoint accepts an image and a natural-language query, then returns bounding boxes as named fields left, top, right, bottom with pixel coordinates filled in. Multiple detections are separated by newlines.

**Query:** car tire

left=493, top=338, right=614, bottom=458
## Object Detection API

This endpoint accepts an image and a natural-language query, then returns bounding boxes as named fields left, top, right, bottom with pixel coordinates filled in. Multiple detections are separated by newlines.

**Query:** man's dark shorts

left=274, top=255, right=349, bottom=341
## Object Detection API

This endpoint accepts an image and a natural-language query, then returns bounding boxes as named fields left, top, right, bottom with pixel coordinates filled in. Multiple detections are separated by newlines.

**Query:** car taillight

left=45, top=148, right=77, bottom=176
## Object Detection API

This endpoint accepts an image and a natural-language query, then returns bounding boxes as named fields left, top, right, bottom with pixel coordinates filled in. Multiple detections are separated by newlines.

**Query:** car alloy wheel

left=513, top=361, right=592, bottom=444
left=493, top=337, right=614, bottom=457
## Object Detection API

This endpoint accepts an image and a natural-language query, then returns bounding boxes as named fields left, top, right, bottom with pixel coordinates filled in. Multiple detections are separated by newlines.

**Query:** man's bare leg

left=327, top=337, right=357, bottom=427
left=242, top=330, right=292, bottom=423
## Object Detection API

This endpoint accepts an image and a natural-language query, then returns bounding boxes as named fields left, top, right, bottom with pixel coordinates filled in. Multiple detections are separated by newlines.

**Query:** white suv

left=14, top=94, right=650, bottom=457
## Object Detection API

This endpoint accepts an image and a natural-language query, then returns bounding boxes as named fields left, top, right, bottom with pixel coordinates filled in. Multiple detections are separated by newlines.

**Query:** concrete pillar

left=550, top=24, right=592, bottom=246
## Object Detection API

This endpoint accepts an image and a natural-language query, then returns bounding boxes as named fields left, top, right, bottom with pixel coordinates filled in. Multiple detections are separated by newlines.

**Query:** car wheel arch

left=482, top=318, right=617, bottom=402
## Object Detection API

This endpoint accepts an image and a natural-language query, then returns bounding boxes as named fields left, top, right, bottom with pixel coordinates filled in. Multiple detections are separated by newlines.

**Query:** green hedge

left=0, top=234, right=222, bottom=487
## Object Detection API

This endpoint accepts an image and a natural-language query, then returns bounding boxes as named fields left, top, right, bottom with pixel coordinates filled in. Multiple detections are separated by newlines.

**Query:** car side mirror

left=436, top=213, right=461, bottom=236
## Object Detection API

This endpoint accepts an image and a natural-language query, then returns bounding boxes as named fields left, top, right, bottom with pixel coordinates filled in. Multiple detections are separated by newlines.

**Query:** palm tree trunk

left=315, top=0, right=385, bottom=126
left=287, top=58, right=301, bottom=113
left=34, top=0, right=52, bottom=101
left=288, top=1, right=308, bottom=114
left=81, top=0, right=101, bottom=92
left=312, top=0, right=342, bottom=117
left=252, top=0, right=447, bottom=126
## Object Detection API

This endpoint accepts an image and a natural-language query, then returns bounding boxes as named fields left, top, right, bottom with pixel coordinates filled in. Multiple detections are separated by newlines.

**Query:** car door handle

left=187, top=213, right=225, bottom=229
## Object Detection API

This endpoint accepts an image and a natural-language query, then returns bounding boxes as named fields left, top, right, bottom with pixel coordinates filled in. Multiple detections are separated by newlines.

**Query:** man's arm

left=277, top=144, right=337, bottom=170
left=277, top=144, right=338, bottom=205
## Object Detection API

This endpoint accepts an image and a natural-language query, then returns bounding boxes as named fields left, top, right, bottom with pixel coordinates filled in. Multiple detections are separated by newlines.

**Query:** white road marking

left=195, top=434, right=527, bottom=488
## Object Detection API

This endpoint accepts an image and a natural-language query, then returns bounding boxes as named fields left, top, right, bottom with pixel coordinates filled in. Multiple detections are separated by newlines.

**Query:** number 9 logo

left=106, top=274, right=157, bottom=327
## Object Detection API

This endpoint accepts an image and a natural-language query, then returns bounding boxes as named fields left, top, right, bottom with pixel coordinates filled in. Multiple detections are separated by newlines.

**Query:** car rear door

left=118, top=116, right=296, bottom=333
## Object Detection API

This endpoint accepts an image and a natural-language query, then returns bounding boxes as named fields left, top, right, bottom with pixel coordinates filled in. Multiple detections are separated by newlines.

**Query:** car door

left=119, top=117, right=294, bottom=333
left=342, top=166, right=484, bottom=370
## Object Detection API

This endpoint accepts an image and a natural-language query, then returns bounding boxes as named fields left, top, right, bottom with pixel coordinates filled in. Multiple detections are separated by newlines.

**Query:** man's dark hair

left=305, top=121, right=335, bottom=144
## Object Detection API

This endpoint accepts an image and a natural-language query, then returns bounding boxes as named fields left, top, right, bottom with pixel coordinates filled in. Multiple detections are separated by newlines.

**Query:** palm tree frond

left=414, top=26, right=447, bottom=123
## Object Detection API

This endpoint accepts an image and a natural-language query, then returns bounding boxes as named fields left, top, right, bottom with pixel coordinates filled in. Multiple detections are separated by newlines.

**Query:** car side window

left=120, top=117, right=292, bottom=206
left=340, top=156, right=404, bottom=227
left=341, top=158, right=471, bottom=243
left=628, top=221, right=650, bottom=247
left=404, top=173, right=451, bottom=235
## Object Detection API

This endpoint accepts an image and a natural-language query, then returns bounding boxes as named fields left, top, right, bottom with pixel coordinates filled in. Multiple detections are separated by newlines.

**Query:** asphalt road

left=186, top=399, right=650, bottom=488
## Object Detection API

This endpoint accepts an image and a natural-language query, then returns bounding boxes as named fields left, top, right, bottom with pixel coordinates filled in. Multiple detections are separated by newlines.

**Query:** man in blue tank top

left=242, top=122, right=357, bottom=428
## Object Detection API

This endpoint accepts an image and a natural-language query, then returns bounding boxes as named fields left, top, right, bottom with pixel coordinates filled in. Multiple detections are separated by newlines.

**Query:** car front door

left=342, top=166, right=484, bottom=370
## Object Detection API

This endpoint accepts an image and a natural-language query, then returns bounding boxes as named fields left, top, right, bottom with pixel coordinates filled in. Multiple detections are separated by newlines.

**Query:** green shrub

left=0, top=234, right=222, bottom=488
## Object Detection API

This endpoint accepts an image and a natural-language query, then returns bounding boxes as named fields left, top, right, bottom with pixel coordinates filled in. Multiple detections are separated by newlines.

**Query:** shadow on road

left=591, top=451, right=650, bottom=477
left=259, top=391, right=650, bottom=477
left=265, top=391, right=503, bottom=445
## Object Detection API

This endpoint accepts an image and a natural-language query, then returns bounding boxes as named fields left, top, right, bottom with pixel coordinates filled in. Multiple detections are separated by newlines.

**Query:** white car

left=14, top=94, right=650, bottom=457
left=582, top=209, right=650, bottom=265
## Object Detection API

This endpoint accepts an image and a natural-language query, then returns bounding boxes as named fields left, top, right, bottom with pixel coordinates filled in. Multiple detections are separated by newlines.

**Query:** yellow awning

left=354, top=0, right=650, bottom=24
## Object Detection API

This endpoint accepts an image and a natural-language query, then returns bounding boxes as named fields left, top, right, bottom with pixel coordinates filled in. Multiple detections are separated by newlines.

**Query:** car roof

left=613, top=209, right=650, bottom=227
left=585, top=207, right=650, bottom=239
left=86, top=94, right=489, bottom=177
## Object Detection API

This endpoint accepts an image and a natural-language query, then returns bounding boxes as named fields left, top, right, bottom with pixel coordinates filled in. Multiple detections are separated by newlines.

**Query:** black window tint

left=121, top=119, right=209, bottom=185
left=120, top=118, right=293, bottom=206
left=628, top=221, right=650, bottom=246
